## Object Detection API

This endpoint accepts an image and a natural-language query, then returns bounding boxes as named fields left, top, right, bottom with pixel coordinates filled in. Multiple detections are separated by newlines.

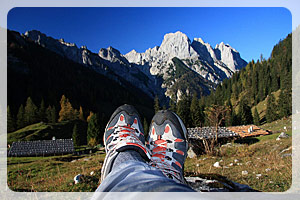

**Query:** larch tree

left=79, top=106, right=85, bottom=121
left=58, top=95, right=76, bottom=122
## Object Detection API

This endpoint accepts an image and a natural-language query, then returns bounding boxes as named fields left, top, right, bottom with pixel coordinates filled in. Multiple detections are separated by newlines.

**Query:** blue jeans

left=92, top=150, right=194, bottom=196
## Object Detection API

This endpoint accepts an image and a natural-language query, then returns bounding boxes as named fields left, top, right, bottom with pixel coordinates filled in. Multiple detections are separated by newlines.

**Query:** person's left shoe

left=147, top=110, right=189, bottom=184
left=101, top=104, right=151, bottom=182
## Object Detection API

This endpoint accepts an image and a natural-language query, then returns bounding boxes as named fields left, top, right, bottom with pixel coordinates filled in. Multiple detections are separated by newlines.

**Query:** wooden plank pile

left=188, top=125, right=271, bottom=140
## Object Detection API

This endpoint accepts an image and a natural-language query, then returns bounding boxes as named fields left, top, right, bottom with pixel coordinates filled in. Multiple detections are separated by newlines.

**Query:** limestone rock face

left=215, top=42, right=247, bottom=72
left=125, top=31, right=247, bottom=101
left=24, top=30, right=247, bottom=102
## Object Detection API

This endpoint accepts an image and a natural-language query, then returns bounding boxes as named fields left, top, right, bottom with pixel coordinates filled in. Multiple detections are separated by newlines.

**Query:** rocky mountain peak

left=99, top=46, right=129, bottom=64
left=159, top=31, right=198, bottom=59
left=215, top=42, right=247, bottom=72
left=215, top=42, right=237, bottom=52
left=22, top=29, right=248, bottom=103
left=58, top=38, right=77, bottom=47
left=193, top=37, right=205, bottom=45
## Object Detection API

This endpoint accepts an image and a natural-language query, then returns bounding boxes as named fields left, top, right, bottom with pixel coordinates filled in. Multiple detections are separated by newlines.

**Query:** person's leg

left=96, top=150, right=194, bottom=192
left=94, top=105, right=194, bottom=195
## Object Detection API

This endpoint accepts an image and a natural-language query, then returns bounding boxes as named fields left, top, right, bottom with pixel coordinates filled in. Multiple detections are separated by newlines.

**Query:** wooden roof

left=227, top=125, right=271, bottom=138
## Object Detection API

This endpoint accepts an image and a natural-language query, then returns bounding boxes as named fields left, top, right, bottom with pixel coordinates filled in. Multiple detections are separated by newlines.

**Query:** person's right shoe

left=147, top=110, right=189, bottom=184
left=101, top=104, right=151, bottom=182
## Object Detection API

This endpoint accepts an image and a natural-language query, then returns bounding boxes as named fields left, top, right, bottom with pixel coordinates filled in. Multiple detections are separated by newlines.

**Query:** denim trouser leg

left=94, top=150, right=195, bottom=193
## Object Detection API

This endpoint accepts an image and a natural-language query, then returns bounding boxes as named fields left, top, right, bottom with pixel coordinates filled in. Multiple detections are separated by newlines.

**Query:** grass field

left=7, top=117, right=292, bottom=192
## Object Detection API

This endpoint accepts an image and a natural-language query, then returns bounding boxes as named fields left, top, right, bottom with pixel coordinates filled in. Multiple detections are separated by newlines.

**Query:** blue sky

left=8, top=7, right=291, bottom=62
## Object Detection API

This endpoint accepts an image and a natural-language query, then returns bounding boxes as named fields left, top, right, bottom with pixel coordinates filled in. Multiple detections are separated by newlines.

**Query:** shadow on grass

left=185, top=172, right=260, bottom=192
left=234, top=137, right=260, bottom=145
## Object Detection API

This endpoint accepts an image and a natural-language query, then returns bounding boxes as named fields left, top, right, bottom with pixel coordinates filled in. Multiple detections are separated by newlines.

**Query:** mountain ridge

left=23, top=30, right=247, bottom=102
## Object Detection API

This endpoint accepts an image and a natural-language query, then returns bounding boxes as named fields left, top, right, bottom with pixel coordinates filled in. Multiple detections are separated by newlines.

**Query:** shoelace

left=149, top=139, right=183, bottom=182
left=106, top=125, right=143, bottom=151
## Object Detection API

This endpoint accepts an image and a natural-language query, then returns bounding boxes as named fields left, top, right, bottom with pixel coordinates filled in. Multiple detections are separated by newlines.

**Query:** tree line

left=7, top=94, right=104, bottom=147
left=154, top=33, right=292, bottom=128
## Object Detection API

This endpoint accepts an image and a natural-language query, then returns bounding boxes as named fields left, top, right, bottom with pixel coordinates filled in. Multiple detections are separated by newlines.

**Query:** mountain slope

left=7, top=30, right=154, bottom=123
left=24, top=30, right=247, bottom=102
left=24, top=30, right=165, bottom=100
left=200, top=33, right=292, bottom=125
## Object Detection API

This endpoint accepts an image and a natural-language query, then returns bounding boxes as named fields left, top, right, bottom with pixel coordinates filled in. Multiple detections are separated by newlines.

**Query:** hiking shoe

left=101, top=104, right=151, bottom=181
left=147, top=110, right=189, bottom=184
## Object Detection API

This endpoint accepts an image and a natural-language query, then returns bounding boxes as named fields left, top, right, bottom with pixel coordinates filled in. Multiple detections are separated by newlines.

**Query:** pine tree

left=143, top=118, right=149, bottom=137
left=266, top=94, right=277, bottom=123
left=190, top=94, right=202, bottom=127
left=46, top=105, right=56, bottom=123
left=16, top=104, right=25, bottom=129
left=278, top=89, right=291, bottom=119
left=87, top=113, right=101, bottom=146
left=253, top=107, right=260, bottom=126
left=238, top=97, right=253, bottom=125
left=24, top=97, right=38, bottom=125
left=51, top=106, right=57, bottom=123
left=73, top=109, right=79, bottom=120
left=38, top=99, right=46, bottom=122
left=46, top=105, right=52, bottom=122
left=154, top=95, right=160, bottom=113
left=72, top=124, right=81, bottom=146
left=7, top=106, right=15, bottom=132
left=176, top=96, right=191, bottom=127
left=168, top=99, right=176, bottom=112
left=225, top=103, right=233, bottom=127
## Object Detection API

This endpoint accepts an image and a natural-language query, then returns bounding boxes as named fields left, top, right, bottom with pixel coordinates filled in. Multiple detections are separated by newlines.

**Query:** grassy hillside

left=251, top=90, right=281, bottom=122
left=7, top=120, right=87, bottom=145
left=7, top=116, right=292, bottom=192
left=184, top=116, right=292, bottom=192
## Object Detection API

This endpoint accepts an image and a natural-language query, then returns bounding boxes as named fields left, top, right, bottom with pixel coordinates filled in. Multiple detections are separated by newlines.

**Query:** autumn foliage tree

left=58, top=95, right=78, bottom=122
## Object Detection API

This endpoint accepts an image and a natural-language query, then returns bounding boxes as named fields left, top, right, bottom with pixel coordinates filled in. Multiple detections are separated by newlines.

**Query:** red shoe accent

left=119, top=134, right=130, bottom=138
left=107, top=126, right=114, bottom=131
left=152, top=153, right=165, bottom=159
left=120, top=129, right=131, bottom=133
left=176, top=150, right=184, bottom=155
left=153, top=146, right=166, bottom=152
left=175, top=161, right=182, bottom=168
left=154, top=139, right=166, bottom=145
left=174, top=138, right=184, bottom=142
left=164, top=125, right=170, bottom=133
left=106, top=134, right=112, bottom=143
left=126, top=142, right=147, bottom=155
